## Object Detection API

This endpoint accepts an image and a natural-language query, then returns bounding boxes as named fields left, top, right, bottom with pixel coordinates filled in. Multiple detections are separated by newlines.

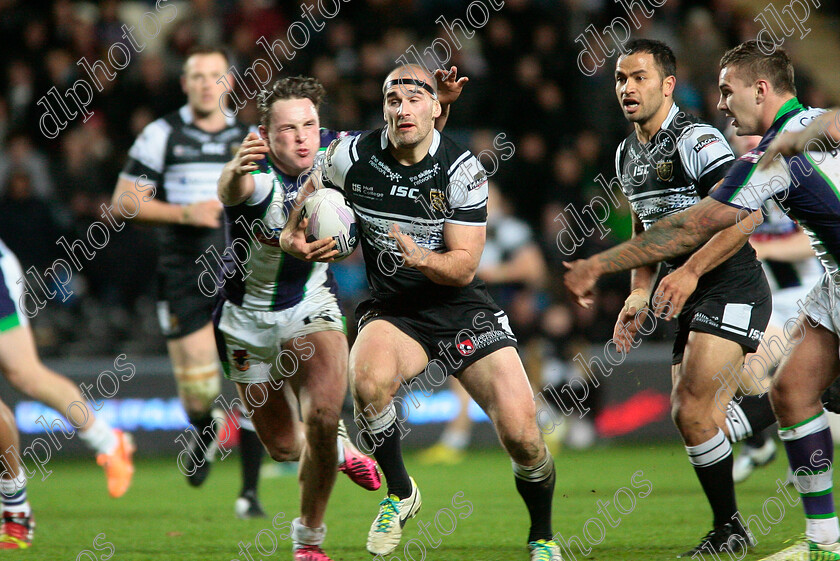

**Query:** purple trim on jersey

left=0, top=250, right=15, bottom=320
left=218, top=129, right=362, bottom=312
left=220, top=189, right=316, bottom=311
left=711, top=107, right=840, bottom=271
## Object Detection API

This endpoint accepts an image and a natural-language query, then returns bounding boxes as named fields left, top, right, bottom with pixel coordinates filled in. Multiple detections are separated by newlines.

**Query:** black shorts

left=666, top=260, right=771, bottom=364
left=156, top=256, right=215, bottom=339
left=356, top=287, right=518, bottom=378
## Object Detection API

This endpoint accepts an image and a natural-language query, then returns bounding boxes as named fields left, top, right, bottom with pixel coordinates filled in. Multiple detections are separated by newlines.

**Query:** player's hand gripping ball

left=301, top=188, right=359, bottom=261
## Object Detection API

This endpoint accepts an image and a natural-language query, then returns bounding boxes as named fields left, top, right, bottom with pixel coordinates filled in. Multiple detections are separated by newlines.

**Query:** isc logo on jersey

left=390, top=185, right=420, bottom=198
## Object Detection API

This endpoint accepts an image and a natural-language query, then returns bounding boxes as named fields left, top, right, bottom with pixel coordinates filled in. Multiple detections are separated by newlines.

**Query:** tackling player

left=217, top=71, right=467, bottom=561
left=0, top=238, right=133, bottom=499
left=283, top=64, right=563, bottom=561
left=564, top=41, right=840, bottom=559
left=111, top=47, right=264, bottom=516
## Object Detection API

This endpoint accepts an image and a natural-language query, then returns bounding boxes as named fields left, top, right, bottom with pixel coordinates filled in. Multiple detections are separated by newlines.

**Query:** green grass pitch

left=25, top=443, right=806, bottom=560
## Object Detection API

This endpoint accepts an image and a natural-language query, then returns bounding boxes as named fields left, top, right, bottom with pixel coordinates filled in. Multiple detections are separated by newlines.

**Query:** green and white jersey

left=712, top=99, right=840, bottom=279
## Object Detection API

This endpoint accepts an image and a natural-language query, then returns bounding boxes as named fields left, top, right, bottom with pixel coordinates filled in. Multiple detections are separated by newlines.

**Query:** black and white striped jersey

left=322, top=127, right=488, bottom=306
left=120, top=105, right=250, bottom=263
left=616, top=103, right=756, bottom=270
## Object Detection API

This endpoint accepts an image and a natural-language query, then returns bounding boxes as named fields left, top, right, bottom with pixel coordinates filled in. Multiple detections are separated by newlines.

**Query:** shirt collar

left=773, top=97, right=805, bottom=123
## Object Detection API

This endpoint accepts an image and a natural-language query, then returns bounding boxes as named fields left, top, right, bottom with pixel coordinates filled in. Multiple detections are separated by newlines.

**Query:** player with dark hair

left=281, top=63, right=562, bottom=561
left=111, top=46, right=266, bottom=516
left=564, top=40, right=840, bottom=559
left=605, top=38, right=775, bottom=557
left=218, top=70, right=468, bottom=561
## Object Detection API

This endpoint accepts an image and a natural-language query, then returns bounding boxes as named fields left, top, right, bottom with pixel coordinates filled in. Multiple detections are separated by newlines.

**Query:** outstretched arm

left=654, top=213, right=758, bottom=318
left=563, top=197, right=742, bottom=305
left=218, top=132, right=269, bottom=206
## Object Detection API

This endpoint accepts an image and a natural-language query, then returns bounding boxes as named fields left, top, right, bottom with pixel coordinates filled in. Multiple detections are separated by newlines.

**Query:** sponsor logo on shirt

left=409, top=163, right=440, bottom=185
left=390, top=185, right=420, bottom=198
left=370, top=155, right=402, bottom=181
left=738, top=149, right=764, bottom=164
left=468, top=169, right=487, bottom=191
left=202, top=142, right=227, bottom=155
left=693, top=133, right=721, bottom=153
left=172, top=144, right=201, bottom=158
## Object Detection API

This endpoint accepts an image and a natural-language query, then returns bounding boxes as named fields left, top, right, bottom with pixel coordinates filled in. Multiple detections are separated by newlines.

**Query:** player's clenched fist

left=233, top=132, right=270, bottom=175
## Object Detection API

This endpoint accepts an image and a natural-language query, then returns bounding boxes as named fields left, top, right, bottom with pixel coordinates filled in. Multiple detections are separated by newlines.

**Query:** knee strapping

left=513, top=447, right=554, bottom=482
left=354, top=402, right=397, bottom=434
left=174, top=364, right=221, bottom=406
left=725, top=401, right=753, bottom=442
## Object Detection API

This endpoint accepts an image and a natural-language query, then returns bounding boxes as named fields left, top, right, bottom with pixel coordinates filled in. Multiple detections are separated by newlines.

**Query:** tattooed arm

left=563, top=197, right=743, bottom=306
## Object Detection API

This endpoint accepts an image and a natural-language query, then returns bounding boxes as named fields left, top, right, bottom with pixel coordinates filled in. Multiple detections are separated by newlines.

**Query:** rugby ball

left=301, top=188, right=359, bottom=261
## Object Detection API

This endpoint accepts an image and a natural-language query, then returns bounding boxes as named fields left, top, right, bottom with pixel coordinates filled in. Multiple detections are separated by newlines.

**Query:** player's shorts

left=770, top=284, right=816, bottom=328
left=668, top=260, right=772, bottom=365
left=0, top=244, right=28, bottom=333
left=156, top=256, right=215, bottom=339
left=355, top=287, right=518, bottom=378
left=802, top=272, right=840, bottom=339
left=213, top=283, right=345, bottom=384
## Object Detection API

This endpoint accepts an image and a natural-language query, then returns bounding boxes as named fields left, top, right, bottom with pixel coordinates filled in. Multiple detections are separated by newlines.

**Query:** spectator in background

left=0, top=170, right=66, bottom=275
left=0, top=0, right=833, bottom=360
left=0, top=132, right=53, bottom=199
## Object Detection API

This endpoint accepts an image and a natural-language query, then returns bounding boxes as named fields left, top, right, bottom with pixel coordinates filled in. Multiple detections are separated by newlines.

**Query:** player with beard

left=564, top=41, right=840, bottom=560
left=281, top=64, right=562, bottom=561
left=601, top=39, right=777, bottom=557
left=217, top=71, right=468, bottom=561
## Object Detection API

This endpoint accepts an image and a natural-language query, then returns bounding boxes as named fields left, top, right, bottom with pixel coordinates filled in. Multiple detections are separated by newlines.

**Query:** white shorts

left=802, top=273, right=840, bottom=341
left=0, top=243, right=29, bottom=332
left=214, top=284, right=345, bottom=384
left=770, top=284, right=816, bottom=328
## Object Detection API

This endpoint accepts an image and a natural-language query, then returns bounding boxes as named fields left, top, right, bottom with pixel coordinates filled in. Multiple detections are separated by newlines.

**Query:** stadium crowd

left=0, top=0, right=836, bottom=385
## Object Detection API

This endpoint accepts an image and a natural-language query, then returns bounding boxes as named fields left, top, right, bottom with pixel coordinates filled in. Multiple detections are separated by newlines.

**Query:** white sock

left=292, top=517, right=326, bottom=548
left=440, top=427, right=469, bottom=450
left=2, top=499, right=30, bottom=517
left=336, top=437, right=345, bottom=466
left=78, top=417, right=118, bottom=455
left=808, top=517, right=840, bottom=545
left=0, top=471, right=30, bottom=516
